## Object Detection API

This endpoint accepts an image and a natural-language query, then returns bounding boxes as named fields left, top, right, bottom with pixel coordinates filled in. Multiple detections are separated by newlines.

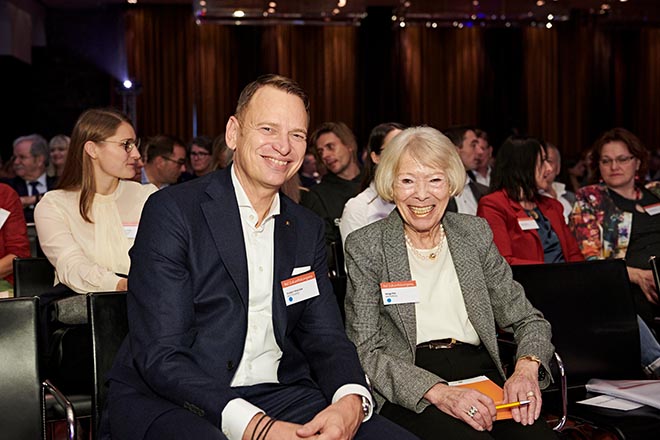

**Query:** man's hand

left=296, top=394, right=363, bottom=440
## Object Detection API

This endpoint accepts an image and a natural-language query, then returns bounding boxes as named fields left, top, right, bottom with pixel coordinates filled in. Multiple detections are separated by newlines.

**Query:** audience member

left=103, top=74, right=416, bottom=440
left=48, top=134, right=70, bottom=180
left=570, top=128, right=660, bottom=329
left=474, top=129, right=493, bottom=187
left=141, top=135, right=187, bottom=188
left=0, top=183, right=30, bottom=290
left=570, top=128, right=660, bottom=377
left=301, top=121, right=362, bottom=274
left=538, top=142, right=575, bottom=223
left=299, top=151, right=321, bottom=188
left=648, top=148, right=660, bottom=182
left=443, top=126, right=489, bottom=215
left=339, top=122, right=404, bottom=246
left=4, top=134, right=57, bottom=222
left=559, top=154, right=587, bottom=194
left=180, top=135, right=214, bottom=182
left=34, top=108, right=157, bottom=293
left=477, top=136, right=583, bottom=265
left=211, top=133, right=233, bottom=171
left=344, top=126, right=556, bottom=440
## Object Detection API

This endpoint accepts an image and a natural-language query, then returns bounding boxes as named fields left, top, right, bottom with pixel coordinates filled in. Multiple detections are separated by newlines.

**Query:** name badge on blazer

left=517, top=217, right=539, bottom=230
left=643, top=202, right=660, bottom=216
left=380, top=281, right=419, bottom=305
left=281, top=271, right=320, bottom=306
left=0, top=209, right=9, bottom=230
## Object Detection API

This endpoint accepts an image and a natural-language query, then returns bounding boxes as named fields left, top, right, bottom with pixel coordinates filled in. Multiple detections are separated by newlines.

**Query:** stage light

left=123, top=80, right=133, bottom=89
left=233, top=10, right=245, bottom=18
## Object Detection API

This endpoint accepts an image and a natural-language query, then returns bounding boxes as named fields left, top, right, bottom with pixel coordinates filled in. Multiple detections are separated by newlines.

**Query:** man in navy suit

left=4, top=134, right=57, bottom=222
left=105, top=75, right=417, bottom=440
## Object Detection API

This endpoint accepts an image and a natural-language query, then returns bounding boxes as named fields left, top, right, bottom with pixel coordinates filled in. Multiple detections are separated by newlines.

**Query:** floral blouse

left=569, top=181, right=660, bottom=260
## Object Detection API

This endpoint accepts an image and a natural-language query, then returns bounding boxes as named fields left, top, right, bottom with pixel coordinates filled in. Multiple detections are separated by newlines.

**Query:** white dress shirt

left=454, top=176, right=479, bottom=215
left=221, top=168, right=372, bottom=440
left=27, top=173, right=48, bottom=196
left=475, top=166, right=491, bottom=187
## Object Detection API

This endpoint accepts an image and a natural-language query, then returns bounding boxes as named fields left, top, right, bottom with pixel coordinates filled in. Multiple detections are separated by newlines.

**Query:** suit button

left=227, top=360, right=234, bottom=370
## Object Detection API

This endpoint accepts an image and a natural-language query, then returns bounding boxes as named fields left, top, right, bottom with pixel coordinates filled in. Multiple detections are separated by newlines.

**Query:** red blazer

left=0, top=183, right=30, bottom=284
left=477, top=189, right=584, bottom=265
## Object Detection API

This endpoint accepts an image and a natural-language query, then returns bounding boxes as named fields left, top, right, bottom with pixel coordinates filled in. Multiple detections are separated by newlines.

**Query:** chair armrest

left=43, top=379, right=76, bottom=440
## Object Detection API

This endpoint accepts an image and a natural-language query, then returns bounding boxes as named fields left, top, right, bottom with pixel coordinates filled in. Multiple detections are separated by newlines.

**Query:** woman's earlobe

left=83, top=140, right=98, bottom=159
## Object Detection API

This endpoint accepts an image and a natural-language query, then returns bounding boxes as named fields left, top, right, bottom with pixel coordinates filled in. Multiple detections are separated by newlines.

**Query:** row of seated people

left=10, top=75, right=659, bottom=439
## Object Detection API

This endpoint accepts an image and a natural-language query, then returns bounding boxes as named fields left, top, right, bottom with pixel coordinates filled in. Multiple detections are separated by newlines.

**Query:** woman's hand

left=503, top=359, right=542, bottom=426
left=424, top=383, right=497, bottom=432
left=116, top=277, right=128, bottom=292
left=627, top=267, right=659, bottom=305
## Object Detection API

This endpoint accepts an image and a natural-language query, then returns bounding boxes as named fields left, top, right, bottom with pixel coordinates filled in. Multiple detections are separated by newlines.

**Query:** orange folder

left=448, top=376, right=513, bottom=420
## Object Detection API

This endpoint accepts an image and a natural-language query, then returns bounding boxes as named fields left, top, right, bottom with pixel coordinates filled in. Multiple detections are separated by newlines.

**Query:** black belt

left=416, top=338, right=464, bottom=349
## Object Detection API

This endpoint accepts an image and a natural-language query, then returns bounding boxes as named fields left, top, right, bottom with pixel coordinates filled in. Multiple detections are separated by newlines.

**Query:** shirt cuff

left=332, top=384, right=373, bottom=422
left=220, top=398, right=263, bottom=440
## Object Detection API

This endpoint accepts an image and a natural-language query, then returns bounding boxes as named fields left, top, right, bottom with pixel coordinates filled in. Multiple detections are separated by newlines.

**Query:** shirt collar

left=231, top=165, right=280, bottom=223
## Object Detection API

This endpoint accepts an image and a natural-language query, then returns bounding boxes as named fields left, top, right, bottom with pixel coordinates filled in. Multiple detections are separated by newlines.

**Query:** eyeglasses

left=190, top=151, right=211, bottom=158
left=162, top=156, right=187, bottom=166
left=102, top=139, right=140, bottom=153
left=599, top=155, right=635, bottom=167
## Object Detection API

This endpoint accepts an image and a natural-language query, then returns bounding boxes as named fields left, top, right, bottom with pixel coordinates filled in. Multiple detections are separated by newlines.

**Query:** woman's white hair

left=374, top=126, right=466, bottom=203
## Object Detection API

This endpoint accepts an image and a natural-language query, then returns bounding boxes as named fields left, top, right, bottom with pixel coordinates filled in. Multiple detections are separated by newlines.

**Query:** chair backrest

left=13, top=257, right=55, bottom=298
left=511, top=259, right=644, bottom=387
left=0, top=297, right=44, bottom=440
left=88, top=291, right=128, bottom=433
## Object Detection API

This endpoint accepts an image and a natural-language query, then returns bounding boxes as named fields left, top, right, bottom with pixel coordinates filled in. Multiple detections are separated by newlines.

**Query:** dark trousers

left=142, top=383, right=419, bottom=440
left=380, top=344, right=558, bottom=440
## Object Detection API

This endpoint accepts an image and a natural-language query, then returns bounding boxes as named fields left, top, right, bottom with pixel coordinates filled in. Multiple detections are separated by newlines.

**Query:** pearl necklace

left=405, top=225, right=445, bottom=261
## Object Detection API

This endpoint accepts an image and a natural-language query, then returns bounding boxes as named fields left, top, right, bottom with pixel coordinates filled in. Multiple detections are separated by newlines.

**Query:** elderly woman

left=344, top=127, right=557, bottom=440
left=570, top=128, right=660, bottom=377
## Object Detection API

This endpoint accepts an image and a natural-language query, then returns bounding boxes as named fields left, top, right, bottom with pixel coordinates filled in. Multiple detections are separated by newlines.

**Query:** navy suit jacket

left=2, top=175, right=58, bottom=222
left=107, top=167, right=367, bottom=438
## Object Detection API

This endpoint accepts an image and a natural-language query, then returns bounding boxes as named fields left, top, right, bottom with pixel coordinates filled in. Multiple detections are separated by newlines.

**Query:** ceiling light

left=399, top=21, right=406, bottom=28
left=546, top=22, right=553, bottom=29
left=536, top=0, right=545, bottom=6
left=431, top=22, right=437, bottom=28
left=199, top=1, right=206, bottom=6
left=547, top=14, right=554, bottom=20
left=268, top=2, right=277, bottom=7
left=123, top=80, right=133, bottom=89
left=391, top=15, right=397, bottom=21
left=127, top=0, right=137, bottom=4
left=337, top=0, right=347, bottom=7
left=232, top=10, right=245, bottom=18
left=473, top=1, right=479, bottom=6
left=332, top=8, right=340, bottom=15
left=268, top=8, right=275, bottom=13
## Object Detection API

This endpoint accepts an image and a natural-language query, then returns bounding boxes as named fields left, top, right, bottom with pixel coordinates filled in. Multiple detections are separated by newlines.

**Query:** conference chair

left=512, top=259, right=660, bottom=439
left=88, top=291, right=129, bottom=437
left=13, top=257, right=55, bottom=298
left=0, top=297, right=76, bottom=440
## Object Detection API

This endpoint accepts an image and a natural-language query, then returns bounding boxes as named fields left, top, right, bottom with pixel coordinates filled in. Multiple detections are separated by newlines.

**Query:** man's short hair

left=144, top=135, right=184, bottom=163
left=475, top=129, right=489, bottom=143
left=309, top=122, right=358, bottom=160
left=375, top=126, right=467, bottom=202
left=13, top=134, right=50, bottom=166
left=235, top=74, right=310, bottom=121
left=443, top=125, right=476, bottom=148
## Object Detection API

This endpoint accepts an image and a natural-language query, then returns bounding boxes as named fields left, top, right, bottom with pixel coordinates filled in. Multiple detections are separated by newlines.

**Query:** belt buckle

left=429, top=338, right=457, bottom=349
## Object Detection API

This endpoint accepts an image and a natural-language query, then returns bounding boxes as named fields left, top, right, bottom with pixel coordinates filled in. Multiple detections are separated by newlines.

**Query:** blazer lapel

left=272, top=197, right=297, bottom=345
left=201, top=169, right=250, bottom=309
left=382, top=210, right=418, bottom=352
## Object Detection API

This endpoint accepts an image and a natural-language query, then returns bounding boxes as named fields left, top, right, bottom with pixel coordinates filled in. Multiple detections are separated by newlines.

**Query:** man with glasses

left=141, top=135, right=187, bottom=189
left=3, top=134, right=57, bottom=222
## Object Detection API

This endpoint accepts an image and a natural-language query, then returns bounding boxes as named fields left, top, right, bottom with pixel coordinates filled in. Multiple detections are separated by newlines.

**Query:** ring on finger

left=526, top=391, right=535, bottom=398
left=467, top=406, right=478, bottom=418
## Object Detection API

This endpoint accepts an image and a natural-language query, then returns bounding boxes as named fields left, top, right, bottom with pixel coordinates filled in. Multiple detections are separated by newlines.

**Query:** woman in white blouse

left=35, top=108, right=157, bottom=293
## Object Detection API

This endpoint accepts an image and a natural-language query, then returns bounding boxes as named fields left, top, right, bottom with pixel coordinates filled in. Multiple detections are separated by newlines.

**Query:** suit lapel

left=272, top=197, right=297, bottom=345
left=201, top=169, right=250, bottom=309
left=383, top=210, right=418, bottom=351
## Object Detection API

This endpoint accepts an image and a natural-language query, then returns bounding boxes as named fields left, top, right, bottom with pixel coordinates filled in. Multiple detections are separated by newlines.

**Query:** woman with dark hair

left=339, top=122, right=405, bottom=246
left=570, top=129, right=660, bottom=376
left=477, top=136, right=584, bottom=265
left=179, top=136, right=214, bottom=183
left=35, top=108, right=157, bottom=293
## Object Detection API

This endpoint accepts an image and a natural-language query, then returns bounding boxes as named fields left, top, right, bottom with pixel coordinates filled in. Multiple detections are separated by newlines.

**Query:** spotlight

left=233, top=10, right=246, bottom=18
left=123, top=80, right=133, bottom=89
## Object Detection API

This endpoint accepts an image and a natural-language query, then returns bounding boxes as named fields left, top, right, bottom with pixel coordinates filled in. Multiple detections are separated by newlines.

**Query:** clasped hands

left=243, top=394, right=363, bottom=440
left=423, top=358, right=542, bottom=432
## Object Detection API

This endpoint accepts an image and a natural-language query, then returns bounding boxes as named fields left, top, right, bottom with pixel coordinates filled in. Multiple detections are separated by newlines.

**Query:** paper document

left=577, top=395, right=643, bottom=411
left=586, top=379, right=660, bottom=410
left=448, top=375, right=512, bottom=420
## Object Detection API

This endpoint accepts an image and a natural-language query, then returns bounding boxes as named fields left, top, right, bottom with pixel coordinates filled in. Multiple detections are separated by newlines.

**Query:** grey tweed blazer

left=344, top=209, right=554, bottom=413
